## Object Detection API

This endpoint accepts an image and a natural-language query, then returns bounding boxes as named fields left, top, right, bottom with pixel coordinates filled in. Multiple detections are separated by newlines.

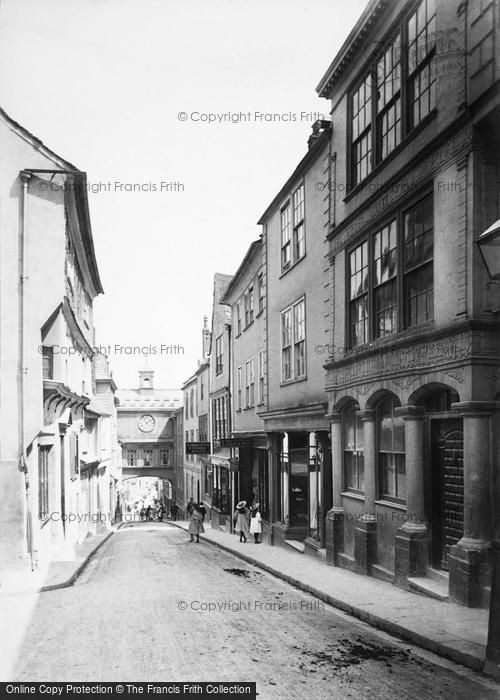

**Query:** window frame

left=376, top=396, right=406, bottom=504
left=342, top=404, right=365, bottom=494
left=237, top=366, right=242, bottom=411
left=348, top=0, right=437, bottom=190
left=38, top=445, right=50, bottom=520
left=42, top=346, right=54, bottom=380
left=258, top=349, right=265, bottom=405
left=236, top=302, right=242, bottom=335
left=280, top=182, right=306, bottom=273
left=346, top=193, right=434, bottom=349
left=257, top=272, right=264, bottom=314
left=215, top=335, right=223, bottom=375
left=280, top=296, right=307, bottom=384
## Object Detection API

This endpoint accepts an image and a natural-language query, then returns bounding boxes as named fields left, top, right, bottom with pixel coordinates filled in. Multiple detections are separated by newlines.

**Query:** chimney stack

left=308, top=119, right=331, bottom=149
left=202, top=316, right=211, bottom=358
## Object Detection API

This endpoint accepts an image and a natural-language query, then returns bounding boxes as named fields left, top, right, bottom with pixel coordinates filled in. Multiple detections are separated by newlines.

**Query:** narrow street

left=1, top=524, right=498, bottom=699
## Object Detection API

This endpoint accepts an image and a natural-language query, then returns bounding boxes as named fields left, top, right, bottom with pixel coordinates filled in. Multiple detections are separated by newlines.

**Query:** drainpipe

left=225, top=319, right=234, bottom=530
left=19, top=170, right=36, bottom=569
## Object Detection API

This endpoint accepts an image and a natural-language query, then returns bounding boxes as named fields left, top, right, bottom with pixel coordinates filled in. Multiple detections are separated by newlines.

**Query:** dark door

left=289, top=448, right=308, bottom=527
left=430, top=418, right=464, bottom=570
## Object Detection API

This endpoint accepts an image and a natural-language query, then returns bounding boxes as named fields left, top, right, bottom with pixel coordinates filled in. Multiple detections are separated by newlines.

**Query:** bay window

left=348, top=195, right=433, bottom=347
left=349, top=0, right=437, bottom=188
left=408, top=0, right=436, bottom=129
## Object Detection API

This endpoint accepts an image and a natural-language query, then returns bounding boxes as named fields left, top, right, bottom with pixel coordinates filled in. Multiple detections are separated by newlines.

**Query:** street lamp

left=477, top=219, right=500, bottom=280
left=477, top=220, right=500, bottom=676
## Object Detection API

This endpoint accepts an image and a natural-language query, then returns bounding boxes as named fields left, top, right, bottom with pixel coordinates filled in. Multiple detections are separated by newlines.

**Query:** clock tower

left=138, top=369, right=154, bottom=396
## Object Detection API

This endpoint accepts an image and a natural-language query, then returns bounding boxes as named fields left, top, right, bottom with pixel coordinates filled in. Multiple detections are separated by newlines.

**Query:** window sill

left=279, top=253, right=306, bottom=279
left=342, top=320, right=435, bottom=360
left=280, top=375, right=307, bottom=387
left=340, top=491, right=365, bottom=502
left=344, top=109, right=437, bottom=203
left=374, top=499, right=406, bottom=511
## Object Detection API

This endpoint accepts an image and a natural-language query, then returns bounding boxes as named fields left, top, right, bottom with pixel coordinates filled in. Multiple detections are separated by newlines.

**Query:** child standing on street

left=234, top=501, right=249, bottom=543
left=249, top=504, right=262, bottom=544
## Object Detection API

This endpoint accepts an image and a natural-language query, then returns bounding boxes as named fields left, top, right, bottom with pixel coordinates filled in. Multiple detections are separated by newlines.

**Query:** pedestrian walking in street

left=170, top=500, right=178, bottom=521
left=250, top=504, right=262, bottom=544
left=197, top=502, right=206, bottom=522
left=188, top=504, right=204, bottom=543
left=186, top=497, right=195, bottom=517
left=234, top=500, right=249, bottom=543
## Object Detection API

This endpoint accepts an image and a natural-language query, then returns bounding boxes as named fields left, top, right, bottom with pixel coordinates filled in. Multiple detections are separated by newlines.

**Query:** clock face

left=138, top=414, right=155, bottom=433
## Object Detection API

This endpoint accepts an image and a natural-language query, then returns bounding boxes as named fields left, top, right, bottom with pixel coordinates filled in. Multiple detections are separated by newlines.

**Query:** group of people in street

left=185, top=497, right=262, bottom=545
left=133, top=501, right=165, bottom=522
left=233, top=500, right=262, bottom=544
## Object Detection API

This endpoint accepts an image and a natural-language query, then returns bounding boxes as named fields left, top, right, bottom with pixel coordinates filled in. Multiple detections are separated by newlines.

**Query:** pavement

left=0, top=518, right=493, bottom=678
left=0, top=529, right=113, bottom=596
left=169, top=519, right=491, bottom=675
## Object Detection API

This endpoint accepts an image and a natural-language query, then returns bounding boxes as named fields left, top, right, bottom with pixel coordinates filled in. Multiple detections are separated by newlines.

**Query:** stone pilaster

left=354, top=410, right=376, bottom=575
left=394, top=406, right=428, bottom=588
left=325, top=413, right=344, bottom=565
left=448, top=402, right=494, bottom=607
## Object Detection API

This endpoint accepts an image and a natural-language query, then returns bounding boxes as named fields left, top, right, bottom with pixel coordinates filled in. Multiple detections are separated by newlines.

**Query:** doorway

left=429, top=417, right=464, bottom=570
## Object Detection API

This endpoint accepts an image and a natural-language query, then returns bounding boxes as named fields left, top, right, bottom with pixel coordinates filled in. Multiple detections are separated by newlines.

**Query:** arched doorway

left=425, top=388, right=463, bottom=571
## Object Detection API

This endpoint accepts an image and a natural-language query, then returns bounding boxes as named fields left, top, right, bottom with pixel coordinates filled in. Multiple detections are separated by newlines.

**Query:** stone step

left=408, top=575, right=449, bottom=602
left=425, top=567, right=449, bottom=584
left=284, top=539, right=305, bottom=553
left=317, top=548, right=327, bottom=561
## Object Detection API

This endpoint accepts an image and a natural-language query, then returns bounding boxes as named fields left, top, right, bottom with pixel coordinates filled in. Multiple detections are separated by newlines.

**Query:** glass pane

left=343, top=405, right=356, bottom=449
left=344, top=453, right=356, bottom=490
left=396, top=454, right=406, bottom=499
left=393, top=414, right=405, bottom=453
left=380, top=453, right=395, bottom=497
left=358, top=454, right=365, bottom=491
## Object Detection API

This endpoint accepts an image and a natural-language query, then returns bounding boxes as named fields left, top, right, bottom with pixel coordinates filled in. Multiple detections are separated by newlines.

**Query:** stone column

left=325, top=413, right=344, bottom=565
left=485, top=406, right=500, bottom=673
left=449, top=402, right=493, bottom=607
left=265, top=432, right=281, bottom=545
left=394, top=406, right=428, bottom=588
left=354, top=410, right=377, bottom=575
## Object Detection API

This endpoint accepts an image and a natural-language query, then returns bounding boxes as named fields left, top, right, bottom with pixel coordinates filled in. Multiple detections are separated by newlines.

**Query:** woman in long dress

left=188, top=505, right=205, bottom=543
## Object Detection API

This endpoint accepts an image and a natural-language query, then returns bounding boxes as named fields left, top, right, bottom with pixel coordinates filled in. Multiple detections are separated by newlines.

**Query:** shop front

left=262, top=405, right=331, bottom=554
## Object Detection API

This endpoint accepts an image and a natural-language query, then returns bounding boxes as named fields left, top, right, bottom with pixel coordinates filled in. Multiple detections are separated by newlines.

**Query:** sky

left=0, top=0, right=367, bottom=390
